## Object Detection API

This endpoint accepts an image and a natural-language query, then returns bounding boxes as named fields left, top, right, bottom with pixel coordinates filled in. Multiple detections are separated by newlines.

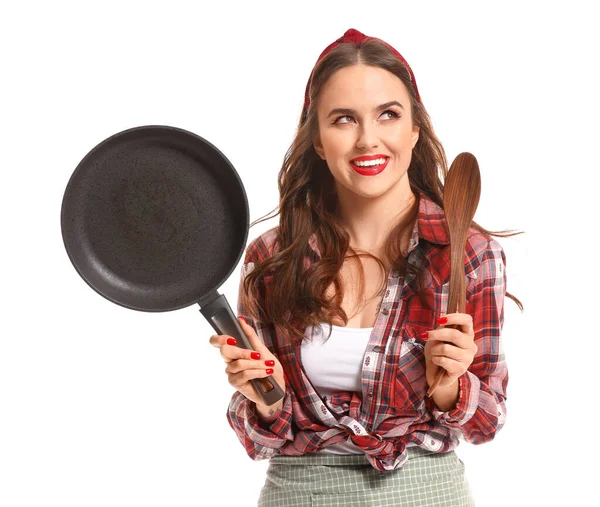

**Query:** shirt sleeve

left=427, top=238, right=508, bottom=443
left=225, top=245, right=296, bottom=460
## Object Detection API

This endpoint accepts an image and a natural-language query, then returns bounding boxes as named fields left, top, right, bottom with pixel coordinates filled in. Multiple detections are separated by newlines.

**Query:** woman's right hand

left=209, top=317, right=286, bottom=415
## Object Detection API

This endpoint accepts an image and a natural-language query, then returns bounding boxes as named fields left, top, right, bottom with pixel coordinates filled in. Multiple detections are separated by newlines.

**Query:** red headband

left=303, top=28, right=421, bottom=115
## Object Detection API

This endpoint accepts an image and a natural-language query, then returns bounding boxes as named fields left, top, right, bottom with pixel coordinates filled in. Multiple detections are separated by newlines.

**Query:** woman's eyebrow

left=326, top=100, right=404, bottom=118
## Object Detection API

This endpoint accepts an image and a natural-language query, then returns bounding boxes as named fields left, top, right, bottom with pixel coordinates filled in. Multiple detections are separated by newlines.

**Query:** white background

left=1, top=1, right=598, bottom=505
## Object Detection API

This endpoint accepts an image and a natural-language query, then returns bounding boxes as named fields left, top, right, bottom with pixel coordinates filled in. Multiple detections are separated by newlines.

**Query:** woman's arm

left=426, top=238, right=509, bottom=443
left=225, top=247, right=296, bottom=460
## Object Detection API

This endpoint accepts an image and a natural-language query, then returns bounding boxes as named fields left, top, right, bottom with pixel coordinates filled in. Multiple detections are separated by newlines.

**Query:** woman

left=210, top=28, right=520, bottom=506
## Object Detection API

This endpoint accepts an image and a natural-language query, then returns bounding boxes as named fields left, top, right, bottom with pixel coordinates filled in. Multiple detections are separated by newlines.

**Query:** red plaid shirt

left=227, top=193, right=508, bottom=472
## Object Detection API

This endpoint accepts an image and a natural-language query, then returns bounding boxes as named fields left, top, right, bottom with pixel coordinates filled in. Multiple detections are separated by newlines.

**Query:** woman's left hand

left=423, top=313, right=478, bottom=389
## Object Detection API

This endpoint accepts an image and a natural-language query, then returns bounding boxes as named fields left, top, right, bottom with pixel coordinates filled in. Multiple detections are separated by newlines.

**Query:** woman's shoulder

left=464, top=228, right=506, bottom=280
left=466, top=228, right=505, bottom=257
left=243, top=226, right=281, bottom=264
left=418, top=194, right=506, bottom=274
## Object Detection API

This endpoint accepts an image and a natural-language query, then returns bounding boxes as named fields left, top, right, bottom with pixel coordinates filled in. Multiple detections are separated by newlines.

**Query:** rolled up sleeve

left=225, top=245, right=295, bottom=460
left=428, top=239, right=508, bottom=442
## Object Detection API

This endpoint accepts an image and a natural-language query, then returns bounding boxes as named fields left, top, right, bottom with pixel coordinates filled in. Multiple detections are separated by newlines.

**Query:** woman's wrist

left=431, top=378, right=460, bottom=412
left=256, top=401, right=284, bottom=423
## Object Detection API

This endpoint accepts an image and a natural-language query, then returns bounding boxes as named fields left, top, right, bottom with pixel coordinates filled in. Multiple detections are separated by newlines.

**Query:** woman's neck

left=335, top=185, right=416, bottom=254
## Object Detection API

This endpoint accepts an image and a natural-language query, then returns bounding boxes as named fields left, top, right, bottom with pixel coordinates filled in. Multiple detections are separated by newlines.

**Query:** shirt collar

left=307, top=193, right=449, bottom=258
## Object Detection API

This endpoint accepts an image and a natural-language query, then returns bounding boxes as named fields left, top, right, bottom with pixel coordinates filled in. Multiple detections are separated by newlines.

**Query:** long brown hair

left=241, top=38, right=523, bottom=344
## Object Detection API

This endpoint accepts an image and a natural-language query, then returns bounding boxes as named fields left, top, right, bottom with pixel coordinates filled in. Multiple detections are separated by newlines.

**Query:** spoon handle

left=426, top=152, right=480, bottom=398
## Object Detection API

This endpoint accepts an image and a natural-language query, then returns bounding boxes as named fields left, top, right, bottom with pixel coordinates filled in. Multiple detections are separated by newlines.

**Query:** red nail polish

left=238, top=315, right=248, bottom=325
left=438, top=316, right=448, bottom=325
left=251, top=351, right=261, bottom=360
left=227, top=338, right=237, bottom=346
left=265, top=360, right=275, bottom=367
left=420, top=331, right=429, bottom=339
left=266, top=368, right=274, bottom=375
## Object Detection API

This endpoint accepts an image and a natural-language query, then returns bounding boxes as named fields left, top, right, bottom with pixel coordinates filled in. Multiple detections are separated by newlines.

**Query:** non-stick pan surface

left=61, top=125, right=249, bottom=312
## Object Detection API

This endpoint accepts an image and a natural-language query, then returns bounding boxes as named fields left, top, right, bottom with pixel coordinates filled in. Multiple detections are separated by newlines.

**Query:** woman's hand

left=424, top=312, right=477, bottom=390
left=209, top=317, right=286, bottom=417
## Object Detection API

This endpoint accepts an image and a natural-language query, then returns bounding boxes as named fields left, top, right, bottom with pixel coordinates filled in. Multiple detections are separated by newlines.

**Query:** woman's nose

left=355, top=124, right=380, bottom=150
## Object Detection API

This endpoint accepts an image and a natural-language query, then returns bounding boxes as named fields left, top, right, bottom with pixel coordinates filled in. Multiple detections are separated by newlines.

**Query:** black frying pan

left=60, top=125, right=284, bottom=405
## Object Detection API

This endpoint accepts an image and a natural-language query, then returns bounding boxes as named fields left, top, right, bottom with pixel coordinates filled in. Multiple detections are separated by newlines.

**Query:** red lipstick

left=349, top=155, right=389, bottom=176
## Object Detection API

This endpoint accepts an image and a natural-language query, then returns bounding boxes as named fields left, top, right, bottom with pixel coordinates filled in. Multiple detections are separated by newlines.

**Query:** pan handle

left=198, top=292, right=285, bottom=406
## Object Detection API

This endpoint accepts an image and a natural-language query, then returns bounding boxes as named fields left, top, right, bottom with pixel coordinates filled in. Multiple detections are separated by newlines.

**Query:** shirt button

left=368, top=390, right=374, bottom=397
left=373, top=346, right=383, bottom=353
left=381, top=308, right=390, bottom=315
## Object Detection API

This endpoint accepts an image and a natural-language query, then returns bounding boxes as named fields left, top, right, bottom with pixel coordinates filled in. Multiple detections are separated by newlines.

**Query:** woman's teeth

left=353, top=158, right=387, bottom=167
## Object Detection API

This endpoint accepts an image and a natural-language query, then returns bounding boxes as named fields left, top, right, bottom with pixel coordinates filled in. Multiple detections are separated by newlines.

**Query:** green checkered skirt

left=257, top=447, right=474, bottom=506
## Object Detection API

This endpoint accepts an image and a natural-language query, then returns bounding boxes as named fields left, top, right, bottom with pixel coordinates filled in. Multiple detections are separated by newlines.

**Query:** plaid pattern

left=258, top=447, right=474, bottom=506
left=228, top=193, right=508, bottom=473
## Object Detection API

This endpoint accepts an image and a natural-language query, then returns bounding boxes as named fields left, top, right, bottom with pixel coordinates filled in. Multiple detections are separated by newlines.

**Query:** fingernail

left=265, top=360, right=275, bottom=367
left=438, top=316, right=448, bottom=325
left=266, top=368, right=274, bottom=375
left=251, top=351, right=261, bottom=360
left=227, top=338, right=237, bottom=346
left=238, top=315, right=248, bottom=325
left=420, top=331, right=429, bottom=339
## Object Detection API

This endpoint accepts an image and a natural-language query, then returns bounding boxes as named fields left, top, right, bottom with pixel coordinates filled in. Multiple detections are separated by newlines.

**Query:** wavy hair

left=241, top=38, right=523, bottom=344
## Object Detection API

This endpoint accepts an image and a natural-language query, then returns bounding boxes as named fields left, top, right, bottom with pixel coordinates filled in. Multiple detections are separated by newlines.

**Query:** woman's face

left=313, top=64, right=420, bottom=202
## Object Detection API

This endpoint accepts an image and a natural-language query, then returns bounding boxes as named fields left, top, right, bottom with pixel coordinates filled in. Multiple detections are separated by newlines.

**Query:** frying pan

left=60, top=125, right=284, bottom=406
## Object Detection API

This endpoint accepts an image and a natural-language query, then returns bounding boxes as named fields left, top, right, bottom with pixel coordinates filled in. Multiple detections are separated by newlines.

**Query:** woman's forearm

left=256, top=401, right=284, bottom=425
left=431, top=378, right=460, bottom=412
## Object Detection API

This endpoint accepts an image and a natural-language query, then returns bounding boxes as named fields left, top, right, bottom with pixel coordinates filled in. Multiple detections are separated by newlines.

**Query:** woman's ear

left=411, top=125, right=420, bottom=149
left=313, top=139, right=326, bottom=160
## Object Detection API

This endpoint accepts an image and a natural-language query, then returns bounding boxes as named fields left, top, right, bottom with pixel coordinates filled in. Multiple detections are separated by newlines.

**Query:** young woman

left=210, top=28, right=520, bottom=506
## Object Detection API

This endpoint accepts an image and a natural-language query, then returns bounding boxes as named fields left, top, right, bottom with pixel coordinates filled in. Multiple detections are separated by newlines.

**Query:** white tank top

left=301, top=323, right=372, bottom=454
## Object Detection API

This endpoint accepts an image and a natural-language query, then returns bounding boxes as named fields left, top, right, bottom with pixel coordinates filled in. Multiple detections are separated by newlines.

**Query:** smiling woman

left=208, top=27, right=521, bottom=506
left=313, top=65, right=420, bottom=205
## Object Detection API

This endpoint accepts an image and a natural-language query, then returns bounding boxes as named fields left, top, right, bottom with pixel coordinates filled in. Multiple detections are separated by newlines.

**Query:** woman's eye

left=332, top=110, right=400, bottom=125
left=381, top=109, right=401, bottom=120
left=334, top=115, right=353, bottom=124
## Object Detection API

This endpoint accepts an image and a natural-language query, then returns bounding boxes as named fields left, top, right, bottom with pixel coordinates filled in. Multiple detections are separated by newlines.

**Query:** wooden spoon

left=426, top=152, right=481, bottom=398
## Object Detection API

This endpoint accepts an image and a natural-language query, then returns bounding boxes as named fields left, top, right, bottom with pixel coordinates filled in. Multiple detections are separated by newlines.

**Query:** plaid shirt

left=227, top=193, right=508, bottom=472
